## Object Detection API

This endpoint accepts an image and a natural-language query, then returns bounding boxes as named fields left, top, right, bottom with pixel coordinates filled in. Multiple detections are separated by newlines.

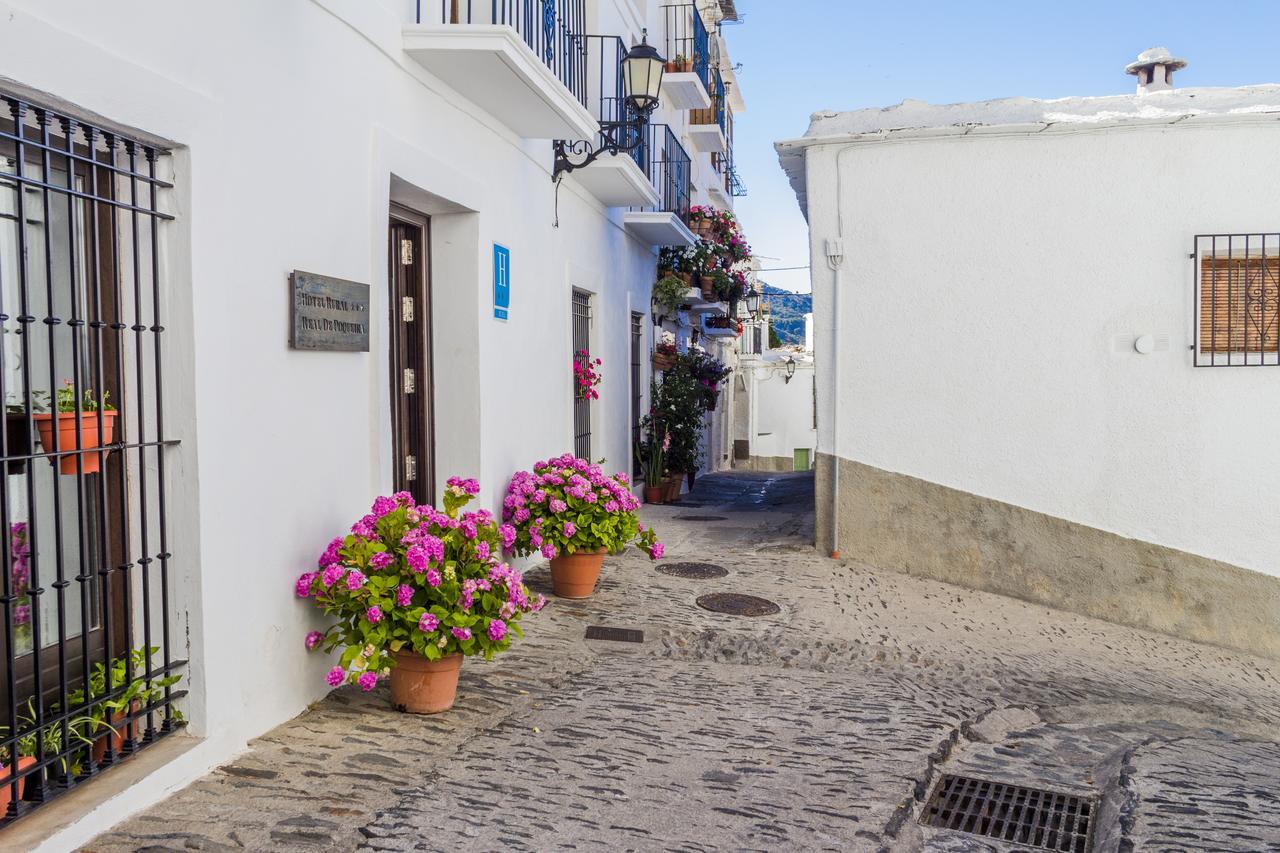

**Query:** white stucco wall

left=0, top=0, right=742, bottom=846
left=803, top=120, right=1280, bottom=579
left=744, top=356, right=815, bottom=465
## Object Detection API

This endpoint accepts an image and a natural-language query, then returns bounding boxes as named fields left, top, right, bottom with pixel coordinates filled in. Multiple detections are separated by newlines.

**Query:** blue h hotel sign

left=493, top=244, right=511, bottom=320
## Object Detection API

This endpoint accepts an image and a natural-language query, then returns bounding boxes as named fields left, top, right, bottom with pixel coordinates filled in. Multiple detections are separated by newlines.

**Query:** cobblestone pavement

left=85, top=471, right=1280, bottom=852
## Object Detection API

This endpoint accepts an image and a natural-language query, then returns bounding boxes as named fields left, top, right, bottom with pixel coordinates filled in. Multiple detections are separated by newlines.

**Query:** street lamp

left=553, top=32, right=665, bottom=179
left=784, top=356, right=796, bottom=384
left=745, top=287, right=762, bottom=319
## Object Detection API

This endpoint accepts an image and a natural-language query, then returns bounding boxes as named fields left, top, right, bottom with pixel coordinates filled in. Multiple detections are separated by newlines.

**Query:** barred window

left=1194, top=234, right=1280, bottom=366
left=0, top=90, right=183, bottom=823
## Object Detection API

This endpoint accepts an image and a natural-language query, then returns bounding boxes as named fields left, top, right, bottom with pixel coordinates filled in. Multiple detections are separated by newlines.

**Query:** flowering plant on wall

left=295, top=479, right=545, bottom=694
left=503, top=455, right=663, bottom=562
left=573, top=350, right=602, bottom=400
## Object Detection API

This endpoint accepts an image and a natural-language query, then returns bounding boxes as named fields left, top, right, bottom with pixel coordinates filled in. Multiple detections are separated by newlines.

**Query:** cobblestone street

left=84, top=472, right=1280, bottom=852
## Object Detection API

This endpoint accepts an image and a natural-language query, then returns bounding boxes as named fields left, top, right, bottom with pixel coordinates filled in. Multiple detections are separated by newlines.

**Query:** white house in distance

left=777, top=49, right=1280, bottom=660
left=0, top=0, right=749, bottom=845
left=733, top=307, right=816, bottom=471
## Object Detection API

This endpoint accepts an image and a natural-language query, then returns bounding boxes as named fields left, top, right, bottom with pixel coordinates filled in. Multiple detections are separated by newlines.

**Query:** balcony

left=659, top=3, right=713, bottom=110
left=624, top=124, right=696, bottom=247
left=565, top=36, right=660, bottom=207
left=687, top=67, right=727, bottom=154
left=404, top=0, right=598, bottom=140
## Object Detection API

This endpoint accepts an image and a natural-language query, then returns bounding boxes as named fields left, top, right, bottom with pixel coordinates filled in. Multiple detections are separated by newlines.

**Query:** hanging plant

left=653, top=274, right=690, bottom=317
left=573, top=350, right=602, bottom=400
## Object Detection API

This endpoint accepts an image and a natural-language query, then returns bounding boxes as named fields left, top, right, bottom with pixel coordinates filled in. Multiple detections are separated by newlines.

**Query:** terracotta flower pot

left=549, top=548, right=606, bottom=598
left=652, top=352, right=676, bottom=371
left=390, top=652, right=463, bottom=714
left=91, top=706, right=139, bottom=764
left=644, top=485, right=665, bottom=504
left=33, top=411, right=116, bottom=475
left=0, top=756, right=36, bottom=812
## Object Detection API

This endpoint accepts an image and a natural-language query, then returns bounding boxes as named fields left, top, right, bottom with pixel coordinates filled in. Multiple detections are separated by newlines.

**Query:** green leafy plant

left=652, top=274, right=689, bottom=316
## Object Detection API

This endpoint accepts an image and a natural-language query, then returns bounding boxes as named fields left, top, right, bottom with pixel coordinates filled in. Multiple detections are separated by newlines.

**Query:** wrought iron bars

left=632, top=124, right=691, bottom=222
left=418, top=0, right=588, bottom=108
left=571, top=290, right=592, bottom=459
left=0, top=90, right=184, bottom=825
left=1193, top=234, right=1280, bottom=366
left=661, top=3, right=711, bottom=91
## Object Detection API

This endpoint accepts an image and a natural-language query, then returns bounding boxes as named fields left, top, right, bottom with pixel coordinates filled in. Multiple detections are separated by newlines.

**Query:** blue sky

left=728, top=0, right=1280, bottom=293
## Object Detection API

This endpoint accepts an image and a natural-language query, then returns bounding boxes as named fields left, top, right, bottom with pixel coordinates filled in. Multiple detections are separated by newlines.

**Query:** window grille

left=1194, top=234, right=1280, bottom=366
left=0, top=90, right=184, bottom=823
left=571, top=291, right=591, bottom=459
left=630, top=312, right=643, bottom=476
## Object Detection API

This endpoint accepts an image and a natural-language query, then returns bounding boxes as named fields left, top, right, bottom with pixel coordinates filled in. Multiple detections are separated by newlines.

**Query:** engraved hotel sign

left=290, top=270, right=370, bottom=352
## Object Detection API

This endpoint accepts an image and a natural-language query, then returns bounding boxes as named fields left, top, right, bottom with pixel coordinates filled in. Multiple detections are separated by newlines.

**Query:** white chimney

left=1125, top=47, right=1187, bottom=95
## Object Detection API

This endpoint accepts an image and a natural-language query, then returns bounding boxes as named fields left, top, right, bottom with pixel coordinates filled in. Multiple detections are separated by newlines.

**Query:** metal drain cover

left=695, top=593, right=780, bottom=616
left=584, top=626, right=644, bottom=643
left=658, top=562, right=730, bottom=579
left=675, top=515, right=728, bottom=522
left=921, top=774, right=1095, bottom=852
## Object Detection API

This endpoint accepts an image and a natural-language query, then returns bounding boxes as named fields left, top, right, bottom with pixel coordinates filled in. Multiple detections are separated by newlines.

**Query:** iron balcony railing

left=661, top=3, right=711, bottom=92
left=634, top=123, right=691, bottom=221
left=690, top=65, right=726, bottom=131
left=569, top=35, right=645, bottom=168
left=417, top=0, right=588, bottom=108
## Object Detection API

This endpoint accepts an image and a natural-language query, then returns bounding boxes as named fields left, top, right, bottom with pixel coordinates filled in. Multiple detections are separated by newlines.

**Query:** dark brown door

left=388, top=208, right=434, bottom=505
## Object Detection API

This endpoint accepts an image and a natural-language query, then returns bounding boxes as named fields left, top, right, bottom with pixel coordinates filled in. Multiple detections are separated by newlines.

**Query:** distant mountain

left=761, top=283, right=812, bottom=347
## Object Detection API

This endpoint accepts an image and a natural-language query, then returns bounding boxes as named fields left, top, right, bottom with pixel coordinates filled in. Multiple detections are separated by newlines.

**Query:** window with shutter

left=1194, top=236, right=1280, bottom=366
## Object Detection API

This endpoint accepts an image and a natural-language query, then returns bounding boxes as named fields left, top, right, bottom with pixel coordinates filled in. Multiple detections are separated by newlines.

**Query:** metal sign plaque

left=290, top=271, right=370, bottom=352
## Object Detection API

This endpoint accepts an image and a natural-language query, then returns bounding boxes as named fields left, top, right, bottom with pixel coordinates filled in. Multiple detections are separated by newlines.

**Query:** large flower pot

left=549, top=548, right=606, bottom=598
left=644, top=485, right=665, bottom=504
left=390, top=652, right=463, bottom=714
left=0, top=756, right=36, bottom=812
left=34, top=411, right=116, bottom=475
left=664, top=475, right=682, bottom=501
left=91, top=706, right=139, bottom=764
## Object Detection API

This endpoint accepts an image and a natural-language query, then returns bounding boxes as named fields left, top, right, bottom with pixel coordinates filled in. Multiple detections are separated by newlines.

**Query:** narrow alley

left=81, top=472, right=1280, bottom=852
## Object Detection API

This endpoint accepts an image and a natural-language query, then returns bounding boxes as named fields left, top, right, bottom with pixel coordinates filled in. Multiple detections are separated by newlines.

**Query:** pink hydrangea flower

left=541, top=543, right=558, bottom=560
left=425, top=568, right=442, bottom=587
left=370, top=551, right=393, bottom=570
left=604, top=501, right=619, bottom=513
left=499, top=524, right=516, bottom=549
left=532, top=594, right=547, bottom=612
left=357, top=671, right=378, bottom=692
left=549, top=499, right=567, bottom=514
left=295, top=572, right=317, bottom=598
left=326, top=666, right=346, bottom=687
left=346, top=570, right=366, bottom=591
left=318, top=537, right=342, bottom=568
left=649, top=542, right=665, bottom=561
left=487, top=619, right=507, bottom=642
left=562, top=521, right=576, bottom=538
left=451, top=627, right=472, bottom=641
left=419, top=612, right=439, bottom=632
left=476, top=541, right=491, bottom=561
left=396, top=584, right=414, bottom=607
left=514, top=508, right=530, bottom=523
left=406, top=544, right=428, bottom=573
left=321, top=564, right=344, bottom=587
left=304, top=630, right=323, bottom=650
left=371, top=496, right=398, bottom=518
left=366, top=606, right=383, bottom=624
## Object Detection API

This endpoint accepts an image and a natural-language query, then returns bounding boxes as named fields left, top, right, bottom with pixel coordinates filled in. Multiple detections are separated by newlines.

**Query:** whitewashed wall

left=750, top=358, right=816, bottom=465
left=805, top=121, right=1280, bottom=579
left=0, top=0, right=740, bottom=846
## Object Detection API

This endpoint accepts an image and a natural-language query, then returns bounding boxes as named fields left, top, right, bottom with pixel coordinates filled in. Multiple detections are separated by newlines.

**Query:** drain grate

left=658, top=562, right=730, bottom=579
left=695, top=593, right=780, bottom=617
left=584, top=626, right=644, bottom=643
left=674, top=515, right=728, bottom=522
left=921, top=774, right=1095, bottom=852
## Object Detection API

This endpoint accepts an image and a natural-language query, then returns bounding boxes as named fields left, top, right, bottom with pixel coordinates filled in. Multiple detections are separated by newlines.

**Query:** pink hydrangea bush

left=296, top=477, right=545, bottom=691
left=503, top=454, right=663, bottom=561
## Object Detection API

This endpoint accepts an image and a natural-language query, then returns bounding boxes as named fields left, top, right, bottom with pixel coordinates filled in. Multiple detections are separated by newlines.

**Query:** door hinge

left=400, top=238, right=414, bottom=266
left=403, top=368, right=416, bottom=393
left=401, top=295, right=415, bottom=322
left=405, top=454, right=417, bottom=481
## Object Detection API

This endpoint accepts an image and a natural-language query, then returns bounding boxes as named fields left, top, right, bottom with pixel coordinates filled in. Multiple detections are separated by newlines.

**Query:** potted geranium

left=573, top=350, right=602, bottom=400
left=296, top=480, right=545, bottom=714
left=504, top=455, right=663, bottom=598
left=34, top=380, right=116, bottom=475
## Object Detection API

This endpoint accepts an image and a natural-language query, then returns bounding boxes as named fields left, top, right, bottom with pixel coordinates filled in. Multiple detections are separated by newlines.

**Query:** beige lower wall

left=735, top=455, right=799, bottom=473
left=821, top=453, right=1280, bottom=660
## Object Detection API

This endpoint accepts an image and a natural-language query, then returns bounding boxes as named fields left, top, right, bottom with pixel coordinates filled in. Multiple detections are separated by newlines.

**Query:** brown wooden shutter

left=1199, top=255, right=1280, bottom=354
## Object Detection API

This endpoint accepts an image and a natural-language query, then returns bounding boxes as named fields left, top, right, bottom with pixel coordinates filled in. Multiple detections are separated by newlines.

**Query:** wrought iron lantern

left=553, top=31, right=665, bottom=179
left=784, top=356, right=797, bottom=383
left=745, top=287, right=762, bottom=319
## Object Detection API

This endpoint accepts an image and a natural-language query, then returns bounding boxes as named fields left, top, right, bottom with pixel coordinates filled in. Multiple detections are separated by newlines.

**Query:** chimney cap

left=1125, top=47, right=1187, bottom=76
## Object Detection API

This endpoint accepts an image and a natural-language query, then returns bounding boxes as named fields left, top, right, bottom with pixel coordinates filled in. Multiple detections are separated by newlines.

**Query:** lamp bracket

left=553, top=116, right=648, bottom=180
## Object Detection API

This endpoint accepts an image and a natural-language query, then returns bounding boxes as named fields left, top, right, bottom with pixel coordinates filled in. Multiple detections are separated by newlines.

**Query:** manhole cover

left=695, top=593, right=780, bottom=617
left=921, top=774, right=1095, bottom=852
left=584, top=626, right=644, bottom=643
left=657, top=562, right=730, bottom=579
left=674, top=515, right=728, bottom=522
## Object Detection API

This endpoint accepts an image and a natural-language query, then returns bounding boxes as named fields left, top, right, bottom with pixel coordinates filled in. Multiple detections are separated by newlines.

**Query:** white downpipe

left=824, top=147, right=850, bottom=559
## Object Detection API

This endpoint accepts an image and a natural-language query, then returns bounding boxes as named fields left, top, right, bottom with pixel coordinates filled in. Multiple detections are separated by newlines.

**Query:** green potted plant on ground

left=33, top=380, right=116, bottom=475
left=638, top=407, right=668, bottom=504
left=504, top=456, right=663, bottom=597
left=297, top=481, right=545, bottom=714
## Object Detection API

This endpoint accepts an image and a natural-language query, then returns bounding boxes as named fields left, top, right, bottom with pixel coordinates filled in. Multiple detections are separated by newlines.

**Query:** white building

left=0, top=0, right=748, bottom=845
left=733, top=308, right=816, bottom=472
left=777, top=50, right=1280, bottom=661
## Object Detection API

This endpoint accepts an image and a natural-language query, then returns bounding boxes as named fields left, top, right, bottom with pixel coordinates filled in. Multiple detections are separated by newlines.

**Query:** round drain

left=695, top=592, right=781, bottom=617
left=674, top=515, right=728, bottom=522
left=658, top=562, right=730, bottom=579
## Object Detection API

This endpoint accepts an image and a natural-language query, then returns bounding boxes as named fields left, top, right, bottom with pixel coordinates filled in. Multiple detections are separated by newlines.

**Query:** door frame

left=388, top=204, right=435, bottom=505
